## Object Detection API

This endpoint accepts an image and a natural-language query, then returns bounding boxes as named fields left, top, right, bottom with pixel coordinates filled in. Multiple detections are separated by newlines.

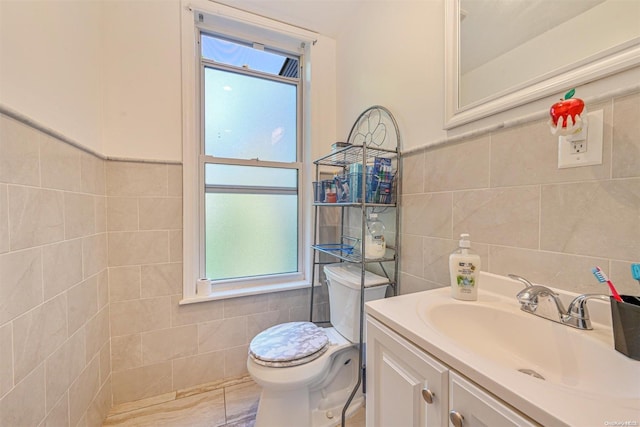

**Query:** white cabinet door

left=366, top=316, right=449, bottom=427
left=448, top=372, right=538, bottom=427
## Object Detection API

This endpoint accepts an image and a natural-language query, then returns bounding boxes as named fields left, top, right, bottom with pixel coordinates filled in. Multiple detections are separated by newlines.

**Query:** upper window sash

left=199, top=38, right=302, bottom=164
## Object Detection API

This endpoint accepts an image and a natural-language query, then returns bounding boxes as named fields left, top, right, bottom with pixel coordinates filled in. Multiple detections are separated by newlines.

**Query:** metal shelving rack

left=308, top=106, right=401, bottom=427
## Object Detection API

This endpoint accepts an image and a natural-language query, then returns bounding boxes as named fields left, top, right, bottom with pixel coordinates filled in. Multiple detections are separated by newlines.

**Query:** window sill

left=179, top=279, right=314, bottom=305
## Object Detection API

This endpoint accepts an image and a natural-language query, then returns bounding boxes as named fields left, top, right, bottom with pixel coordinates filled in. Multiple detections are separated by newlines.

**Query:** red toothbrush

left=592, top=266, right=623, bottom=302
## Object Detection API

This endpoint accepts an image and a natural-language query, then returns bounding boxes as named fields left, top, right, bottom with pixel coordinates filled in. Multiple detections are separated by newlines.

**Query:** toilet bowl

left=247, top=263, right=389, bottom=427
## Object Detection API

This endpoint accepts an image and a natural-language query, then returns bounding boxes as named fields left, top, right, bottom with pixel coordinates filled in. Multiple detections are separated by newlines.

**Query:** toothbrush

left=632, top=264, right=640, bottom=286
left=592, top=266, right=623, bottom=302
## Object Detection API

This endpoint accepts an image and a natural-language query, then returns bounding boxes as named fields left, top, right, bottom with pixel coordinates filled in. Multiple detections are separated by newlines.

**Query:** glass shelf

left=311, top=244, right=396, bottom=264
left=313, top=202, right=397, bottom=208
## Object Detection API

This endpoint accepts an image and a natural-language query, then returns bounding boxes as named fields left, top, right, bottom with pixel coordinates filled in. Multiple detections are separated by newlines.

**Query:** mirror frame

left=444, top=0, right=640, bottom=129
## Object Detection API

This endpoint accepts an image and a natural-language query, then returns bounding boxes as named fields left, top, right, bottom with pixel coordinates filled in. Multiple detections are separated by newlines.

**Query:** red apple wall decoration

left=549, top=89, right=585, bottom=134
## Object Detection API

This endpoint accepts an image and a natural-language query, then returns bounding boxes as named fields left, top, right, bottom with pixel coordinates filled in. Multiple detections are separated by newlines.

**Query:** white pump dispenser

left=449, top=233, right=481, bottom=301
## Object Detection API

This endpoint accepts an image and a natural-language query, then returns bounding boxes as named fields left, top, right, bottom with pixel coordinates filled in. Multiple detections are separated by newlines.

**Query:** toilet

left=247, top=263, right=389, bottom=427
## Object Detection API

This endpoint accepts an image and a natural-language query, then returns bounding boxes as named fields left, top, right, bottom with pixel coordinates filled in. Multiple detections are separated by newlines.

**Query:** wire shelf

left=313, top=144, right=397, bottom=167
left=309, top=106, right=402, bottom=427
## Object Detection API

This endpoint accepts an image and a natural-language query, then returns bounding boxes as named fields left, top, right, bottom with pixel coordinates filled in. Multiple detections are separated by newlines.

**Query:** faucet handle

left=508, top=274, right=534, bottom=289
left=516, top=285, right=559, bottom=305
left=567, top=294, right=609, bottom=318
left=565, top=294, right=609, bottom=330
left=516, top=283, right=568, bottom=321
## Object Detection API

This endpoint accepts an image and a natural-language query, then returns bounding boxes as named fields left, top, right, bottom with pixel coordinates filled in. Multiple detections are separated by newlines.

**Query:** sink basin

left=418, top=295, right=639, bottom=399
left=367, top=272, right=640, bottom=426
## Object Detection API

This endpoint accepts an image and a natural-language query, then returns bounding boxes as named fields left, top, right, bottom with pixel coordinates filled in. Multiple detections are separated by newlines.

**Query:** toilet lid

left=249, top=322, right=329, bottom=368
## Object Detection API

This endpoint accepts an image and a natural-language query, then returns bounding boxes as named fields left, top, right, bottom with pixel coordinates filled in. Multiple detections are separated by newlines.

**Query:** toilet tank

left=323, top=263, right=389, bottom=343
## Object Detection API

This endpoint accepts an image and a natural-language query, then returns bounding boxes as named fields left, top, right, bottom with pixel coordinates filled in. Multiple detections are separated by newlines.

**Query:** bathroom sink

left=420, top=301, right=637, bottom=399
left=366, top=272, right=640, bottom=426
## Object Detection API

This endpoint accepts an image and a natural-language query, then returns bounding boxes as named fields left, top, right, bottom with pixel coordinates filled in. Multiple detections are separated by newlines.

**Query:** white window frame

left=180, top=1, right=317, bottom=304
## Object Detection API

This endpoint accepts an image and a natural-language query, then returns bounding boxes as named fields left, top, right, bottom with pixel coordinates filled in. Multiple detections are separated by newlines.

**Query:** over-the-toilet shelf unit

left=309, top=105, right=401, bottom=427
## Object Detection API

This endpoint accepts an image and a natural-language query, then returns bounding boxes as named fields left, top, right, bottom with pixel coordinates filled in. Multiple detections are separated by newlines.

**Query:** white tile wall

left=105, top=159, right=330, bottom=407
left=0, top=113, right=111, bottom=426
left=400, top=91, right=640, bottom=296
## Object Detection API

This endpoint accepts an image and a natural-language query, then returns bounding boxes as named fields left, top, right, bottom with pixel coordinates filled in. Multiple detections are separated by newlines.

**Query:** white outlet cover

left=558, top=109, right=604, bottom=169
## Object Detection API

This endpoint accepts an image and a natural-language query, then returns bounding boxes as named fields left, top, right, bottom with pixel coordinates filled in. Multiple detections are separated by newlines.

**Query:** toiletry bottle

left=449, top=233, right=480, bottom=301
left=326, top=183, right=337, bottom=203
left=365, top=213, right=386, bottom=259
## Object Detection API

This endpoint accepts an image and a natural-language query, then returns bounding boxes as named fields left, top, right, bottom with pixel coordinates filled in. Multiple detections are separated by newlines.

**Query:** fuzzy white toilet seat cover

left=249, top=321, right=329, bottom=367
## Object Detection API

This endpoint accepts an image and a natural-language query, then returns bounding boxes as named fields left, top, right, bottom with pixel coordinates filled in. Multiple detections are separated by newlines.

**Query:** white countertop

left=365, top=272, right=640, bottom=427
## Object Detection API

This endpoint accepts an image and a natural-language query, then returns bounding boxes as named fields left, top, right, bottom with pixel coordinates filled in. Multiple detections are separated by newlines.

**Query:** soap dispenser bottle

left=449, top=233, right=481, bottom=301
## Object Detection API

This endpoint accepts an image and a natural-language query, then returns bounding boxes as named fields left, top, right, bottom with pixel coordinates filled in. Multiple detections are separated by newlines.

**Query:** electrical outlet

left=558, top=109, right=603, bottom=169
left=570, top=140, right=586, bottom=154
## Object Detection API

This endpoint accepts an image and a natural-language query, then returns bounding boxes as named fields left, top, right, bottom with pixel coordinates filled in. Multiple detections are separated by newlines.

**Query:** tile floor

left=102, top=376, right=365, bottom=427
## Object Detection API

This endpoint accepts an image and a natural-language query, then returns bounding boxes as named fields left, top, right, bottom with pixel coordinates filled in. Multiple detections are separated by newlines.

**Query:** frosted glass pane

left=205, top=193, right=298, bottom=280
left=205, top=164, right=296, bottom=188
left=204, top=67, right=297, bottom=162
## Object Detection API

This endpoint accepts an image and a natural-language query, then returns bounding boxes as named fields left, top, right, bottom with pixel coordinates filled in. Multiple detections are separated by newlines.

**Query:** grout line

left=222, top=382, right=228, bottom=425
left=609, top=98, right=615, bottom=181
left=538, top=185, right=542, bottom=251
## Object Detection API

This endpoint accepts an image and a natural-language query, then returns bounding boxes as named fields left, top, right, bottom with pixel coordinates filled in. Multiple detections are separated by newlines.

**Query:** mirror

left=445, top=0, right=640, bottom=129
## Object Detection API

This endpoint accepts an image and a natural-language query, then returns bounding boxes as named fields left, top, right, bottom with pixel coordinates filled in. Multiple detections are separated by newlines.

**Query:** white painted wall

left=0, top=0, right=104, bottom=153
left=101, top=0, right=183, bottom=161
left=309, top=36, right=338, bottom=160
left=335, top=0, right=447, bottom=151
left=0, top=0, right=336, bottom=163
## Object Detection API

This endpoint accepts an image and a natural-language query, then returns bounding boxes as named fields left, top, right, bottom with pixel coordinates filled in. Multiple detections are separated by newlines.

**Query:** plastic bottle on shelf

left=326, top=183, right=337, bottom=203
left=365, top=213, right=386, bottom=259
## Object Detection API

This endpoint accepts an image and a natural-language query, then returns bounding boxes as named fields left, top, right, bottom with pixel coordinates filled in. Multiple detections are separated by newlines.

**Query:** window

left=181, top=4, right=318, bottom=302
left=201, top=34, right=301, bottom=282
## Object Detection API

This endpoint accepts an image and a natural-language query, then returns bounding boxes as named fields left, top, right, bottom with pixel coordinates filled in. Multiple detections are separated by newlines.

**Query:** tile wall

left=106, top=160, right=329, bottom=406
left=0, top=114, right=111, bottom=426
left=0, top=112, right=331, bottom=425
left=5, top=88, right=635, bottom=423
left=399, top=91, right=640, bottom=297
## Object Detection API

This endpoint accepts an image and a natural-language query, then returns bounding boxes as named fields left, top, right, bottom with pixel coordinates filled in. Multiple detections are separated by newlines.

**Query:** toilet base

left=255, top=385, right=364, bottom=427
left=310, top=395, right=364, bottom=427
left=252, top=344, right=362, bottom=427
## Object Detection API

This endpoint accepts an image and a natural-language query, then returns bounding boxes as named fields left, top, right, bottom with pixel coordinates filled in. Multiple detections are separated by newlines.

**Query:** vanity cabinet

left=366, top=317, right=538, bottom=427
left=448, top=372, right=536, bottom=427
left=366, top=316, right=448, bottom=426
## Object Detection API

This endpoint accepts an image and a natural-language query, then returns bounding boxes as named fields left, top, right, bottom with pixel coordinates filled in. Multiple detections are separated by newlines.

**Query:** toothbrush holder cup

left=610, top=295, right=640, bottom=361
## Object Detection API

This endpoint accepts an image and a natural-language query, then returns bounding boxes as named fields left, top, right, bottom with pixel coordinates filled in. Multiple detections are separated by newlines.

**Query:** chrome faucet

left=509, top=274, right=609, bottom=330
